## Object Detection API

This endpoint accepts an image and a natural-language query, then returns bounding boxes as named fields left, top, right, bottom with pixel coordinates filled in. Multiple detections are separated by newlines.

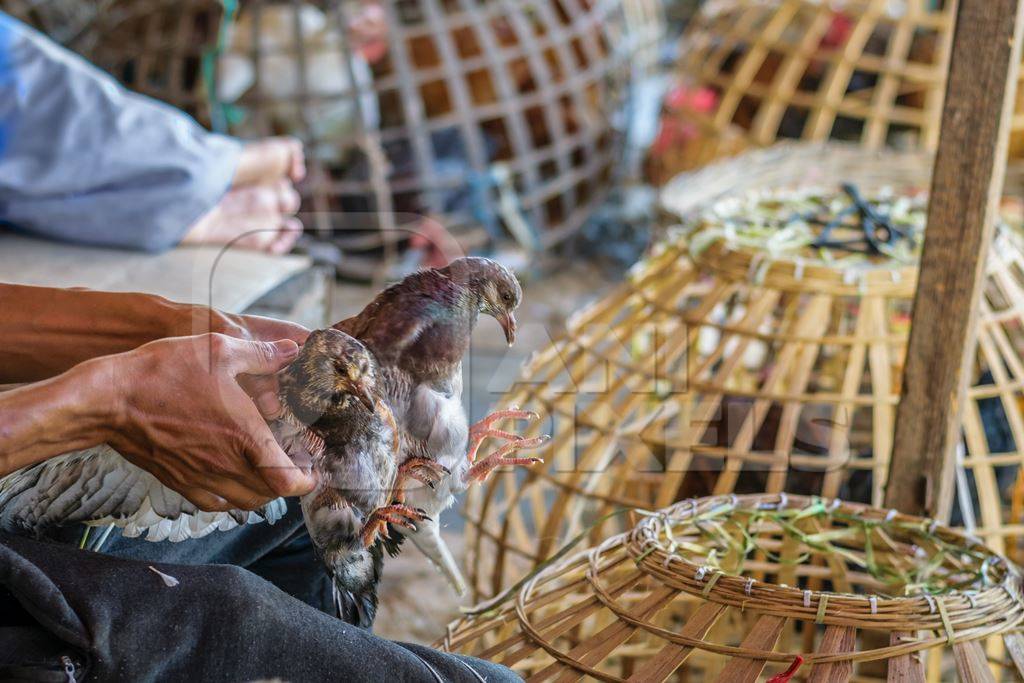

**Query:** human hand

left=215, top=313, right=310, bottom=419
left=100, top=333, right=315, bottom=512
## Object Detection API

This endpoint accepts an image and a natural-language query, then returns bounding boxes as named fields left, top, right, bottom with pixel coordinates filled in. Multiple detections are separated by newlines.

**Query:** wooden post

left=884, top=0, right=1024, bottom=518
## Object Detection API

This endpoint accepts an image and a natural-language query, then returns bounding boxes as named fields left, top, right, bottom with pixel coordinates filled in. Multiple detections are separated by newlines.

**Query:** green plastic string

left=701, top=571, right=723, bottom=597
left=815, top=593, right=829, bottom=624
left=656, top=501, right=997, bottom=599
left=936, top=598, right=956, bottom=644
left=202, top=0, right=240, bottom=134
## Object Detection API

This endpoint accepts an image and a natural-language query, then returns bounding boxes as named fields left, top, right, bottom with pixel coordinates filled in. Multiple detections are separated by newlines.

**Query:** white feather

left=0, top=441, right=288, bottom=542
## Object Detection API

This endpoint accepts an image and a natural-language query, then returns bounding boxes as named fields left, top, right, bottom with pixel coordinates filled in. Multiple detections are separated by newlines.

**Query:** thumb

left=227, top=338, right=300, bottom=376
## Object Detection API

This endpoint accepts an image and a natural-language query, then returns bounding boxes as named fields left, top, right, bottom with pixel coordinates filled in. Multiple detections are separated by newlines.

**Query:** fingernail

left=276, top=339, right=300, bottom=358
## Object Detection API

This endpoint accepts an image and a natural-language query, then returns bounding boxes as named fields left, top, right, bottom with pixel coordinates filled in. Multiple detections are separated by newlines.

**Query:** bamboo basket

left=30, top=0, right=662, bottom=271
left=646, top=0, right=1024, bottom=183
left=442, top=494, right=1024, bottom=681
left=463, top=142, right=1024, bottom=601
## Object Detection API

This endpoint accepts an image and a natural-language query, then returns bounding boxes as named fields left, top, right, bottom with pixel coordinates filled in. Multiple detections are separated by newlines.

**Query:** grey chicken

left=277, top=327, right=444, bottom=628
left=334, top=256, right=548, bottom=593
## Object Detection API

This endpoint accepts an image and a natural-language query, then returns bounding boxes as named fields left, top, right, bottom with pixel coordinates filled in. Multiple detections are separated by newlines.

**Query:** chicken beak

left=498, top=311, right=517, bottom=346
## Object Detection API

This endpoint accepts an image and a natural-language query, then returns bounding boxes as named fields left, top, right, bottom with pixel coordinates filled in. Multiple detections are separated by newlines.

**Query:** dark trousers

left=0, top=501, right=518, bottom=682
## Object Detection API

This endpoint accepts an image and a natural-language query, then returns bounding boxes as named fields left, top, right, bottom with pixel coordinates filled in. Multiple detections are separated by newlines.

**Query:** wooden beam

left=884, top=0, right=1024, bottom=518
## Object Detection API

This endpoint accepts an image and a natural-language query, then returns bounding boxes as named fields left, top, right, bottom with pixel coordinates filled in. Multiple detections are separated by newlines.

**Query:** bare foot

left=182, top=138, right=306, bottom=254
left=182, top=181, right=303, bottom=254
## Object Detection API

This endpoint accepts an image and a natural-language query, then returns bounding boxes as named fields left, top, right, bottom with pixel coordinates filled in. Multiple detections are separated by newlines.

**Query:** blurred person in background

left=0, top=11, right=305, bottom=254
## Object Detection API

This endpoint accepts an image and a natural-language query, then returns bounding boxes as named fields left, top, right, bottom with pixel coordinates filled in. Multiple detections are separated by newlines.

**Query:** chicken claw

left=359, top=504, right=430, bottom=547
left=391, top=457, right=449, bottom=504
left=467, top=435, right=549, bottom=483
left=394, top=457, right=449, bottom=490
left=467, top=406, right=540, bottom=462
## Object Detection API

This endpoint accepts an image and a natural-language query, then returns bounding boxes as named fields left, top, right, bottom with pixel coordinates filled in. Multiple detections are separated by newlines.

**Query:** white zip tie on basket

left=869, top=595, right=878, bottom=614
left=803, top=590, right=812, bottom=608
left=744, top=578, right=755, bottom=596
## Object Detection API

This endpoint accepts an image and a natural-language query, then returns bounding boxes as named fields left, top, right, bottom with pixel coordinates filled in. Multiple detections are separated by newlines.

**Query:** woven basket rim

left=627, top=493, right=1022, bottom=621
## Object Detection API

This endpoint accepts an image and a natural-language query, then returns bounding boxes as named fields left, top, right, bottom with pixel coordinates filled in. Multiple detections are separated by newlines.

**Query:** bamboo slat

left=442, top=494, right=1024, bottom=681
left=463, top=143, right=1024, bottom=605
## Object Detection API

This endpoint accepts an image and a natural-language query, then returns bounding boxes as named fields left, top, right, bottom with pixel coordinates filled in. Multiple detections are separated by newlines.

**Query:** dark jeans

left=0, top=501, right=519, bottom=682
left=44, top=498, right=337, bottom=616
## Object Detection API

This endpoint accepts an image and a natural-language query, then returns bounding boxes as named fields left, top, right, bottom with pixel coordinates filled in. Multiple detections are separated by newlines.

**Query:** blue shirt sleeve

left=0, top=12, right=242, bottom=252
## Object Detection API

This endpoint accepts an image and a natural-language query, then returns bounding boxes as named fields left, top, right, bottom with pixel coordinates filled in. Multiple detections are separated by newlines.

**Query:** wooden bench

left=0, top=234, right=329, bottom=328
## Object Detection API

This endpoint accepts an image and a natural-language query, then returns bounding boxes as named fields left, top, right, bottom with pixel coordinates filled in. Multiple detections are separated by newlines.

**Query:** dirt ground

left=330, top=260, right=619, bottom=643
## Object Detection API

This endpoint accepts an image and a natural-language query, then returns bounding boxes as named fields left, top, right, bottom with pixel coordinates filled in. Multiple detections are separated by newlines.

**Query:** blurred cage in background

left=646, top=0, right=1024, bottom=184
left=462, top=142, right=1024, bottom=601
left=0, top=0, right=109, bottom=51
left=3, top=0, right=666, bottom=278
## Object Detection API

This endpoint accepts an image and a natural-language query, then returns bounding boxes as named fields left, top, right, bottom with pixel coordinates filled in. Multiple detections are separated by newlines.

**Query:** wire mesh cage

left=443, top=494, right=1024, bottom=681
left=646, top=0, right=1024, bottom=183
left=0, top=0, right=109, bottom=51
left=20, top=0, right=663, bottom=271
left=463, top=142, right=1024, bottom=601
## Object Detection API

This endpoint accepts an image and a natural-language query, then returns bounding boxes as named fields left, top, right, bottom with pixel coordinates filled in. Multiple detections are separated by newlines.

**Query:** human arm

left=0, top=333, right=315, bottom=511
left=0, top=283, right=309, bottom=384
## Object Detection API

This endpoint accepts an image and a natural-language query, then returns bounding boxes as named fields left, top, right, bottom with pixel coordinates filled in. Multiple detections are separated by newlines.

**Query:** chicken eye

left=502, top=292, right=513, bottom=303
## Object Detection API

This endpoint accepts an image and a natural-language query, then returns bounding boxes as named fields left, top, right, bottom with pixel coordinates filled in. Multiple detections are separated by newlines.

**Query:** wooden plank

left=540, top=585, right=677, bottom=683
left=807, top=625, right=856, bottom=683
left=884, top=0, right=1024, bottom=518
left=886, top=631, right=925, bottom=683
left=1003, top=632, right=1024, bottom=678
left=626, top=603, right=727, bottom=682
left=712, top=614, right=786, bottom=683
left=0, top=234, right=312, bottom=314
left=952, top=639, right=996, bottom=683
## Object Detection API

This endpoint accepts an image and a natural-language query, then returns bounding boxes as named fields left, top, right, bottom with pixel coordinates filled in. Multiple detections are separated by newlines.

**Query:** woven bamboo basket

left=443, top=494, right=1024, bottom=681
left=463, top=142, right=1024, bottom=601
left=36, top=0, right=662, bottom=271
left=646, top=0, right=1024, bottom=183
